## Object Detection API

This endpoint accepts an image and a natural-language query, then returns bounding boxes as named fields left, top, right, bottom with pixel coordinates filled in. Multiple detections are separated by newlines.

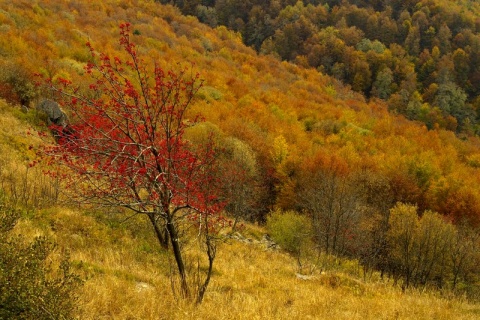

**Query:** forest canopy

left=162, top=0, right=480, bottom=134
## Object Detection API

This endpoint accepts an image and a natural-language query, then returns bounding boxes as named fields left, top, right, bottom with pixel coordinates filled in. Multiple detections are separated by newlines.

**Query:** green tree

left=405, top=91, right=424, bottom=120
left=404, top=25, right=420, bottom=56
left=196, top=5, right=218, bottom=28
left=371, top=66, right=393, bottom=99
left=452, top=48, right=471, bottom=90
left=434, top=81, right=474, bottom=130
left=436, top=24, right=452, bottom=55
left=244, top=5, right=274, bottom=51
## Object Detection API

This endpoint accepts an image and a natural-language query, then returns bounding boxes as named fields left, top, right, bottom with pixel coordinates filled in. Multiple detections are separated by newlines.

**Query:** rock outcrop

left=36, top=99, right=69, bottom=127
left=228, top=232, right=280, bottom=251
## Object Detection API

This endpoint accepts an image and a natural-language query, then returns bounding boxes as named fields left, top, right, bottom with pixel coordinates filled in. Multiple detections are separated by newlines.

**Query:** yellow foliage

left=272, top=135, right=289, bottom=166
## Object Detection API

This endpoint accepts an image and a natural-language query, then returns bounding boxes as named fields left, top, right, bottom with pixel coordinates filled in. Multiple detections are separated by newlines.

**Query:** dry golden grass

left=11, top=206, right=478, bottom=320
left=0, top=100, right=61, bottom=208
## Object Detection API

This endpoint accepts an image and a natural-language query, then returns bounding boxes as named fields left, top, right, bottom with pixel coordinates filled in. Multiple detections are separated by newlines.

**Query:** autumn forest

left=1, top=0, right=480, bottom=319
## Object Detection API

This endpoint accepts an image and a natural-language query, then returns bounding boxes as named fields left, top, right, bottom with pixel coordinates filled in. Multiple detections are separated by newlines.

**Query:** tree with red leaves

left=43, top=23, right=224, bottom=303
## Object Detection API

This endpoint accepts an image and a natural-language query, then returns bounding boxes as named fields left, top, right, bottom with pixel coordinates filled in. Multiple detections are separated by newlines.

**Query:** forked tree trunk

left=147, top=213, right=169, bottom=249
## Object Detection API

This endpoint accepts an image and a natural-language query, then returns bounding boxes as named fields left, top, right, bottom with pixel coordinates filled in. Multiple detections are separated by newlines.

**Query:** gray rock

left=295, top=273, right=315, bottom=281
left=36, top=99, right=69, bottom=127
left=228, top=232, right=280, bottom=251
left=261, top=234, right=279, bottom=250
left=135, top=282, right=153, bottom=292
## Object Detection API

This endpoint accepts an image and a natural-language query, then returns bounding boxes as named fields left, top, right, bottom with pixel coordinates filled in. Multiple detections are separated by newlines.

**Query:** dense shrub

left=386, top=203, right=480, bottom=292
left=266, top=210, right=311, bottom=257
left=0, top=61, right=37, bottom=106
left=0, top=202, right=81, bottom=319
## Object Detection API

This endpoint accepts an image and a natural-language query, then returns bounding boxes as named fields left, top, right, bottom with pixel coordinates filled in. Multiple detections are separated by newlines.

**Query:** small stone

left=135, top=282, right=153, bottom=292
left=296, top=273, right=315, bottom=281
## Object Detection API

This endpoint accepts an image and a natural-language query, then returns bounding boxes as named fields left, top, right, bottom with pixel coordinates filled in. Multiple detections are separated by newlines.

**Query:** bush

left=266, top=210, right=311, bottom=256
left=0, top=60, right=38, bottom=106
left=0, top=202, right=81, bottom=319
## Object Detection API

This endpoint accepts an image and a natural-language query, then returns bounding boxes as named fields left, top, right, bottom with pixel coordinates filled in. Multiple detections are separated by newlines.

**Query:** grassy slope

left=10, top=201, right=480, bottom=319
left=0, top=101, right=480, bottom=319
left=0, top=102, right=478, bottom=318
left=0, top=0, right=480, bottom=318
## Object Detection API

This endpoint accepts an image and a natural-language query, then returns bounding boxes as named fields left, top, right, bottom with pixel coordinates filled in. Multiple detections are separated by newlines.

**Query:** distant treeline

left=161, top=0, right=480, bottom=135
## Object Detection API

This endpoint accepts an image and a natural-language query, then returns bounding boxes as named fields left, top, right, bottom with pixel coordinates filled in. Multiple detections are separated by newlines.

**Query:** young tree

left=450, top=224, right=480, bottom=290
left=352, top=170, right=393, bottom=280
left=42, top=23, right=224, bottom=302
left=387, top=203, right=418, bottom=289
left=413, top=210, right=454, bottom=287
left=296, top=153, right=359, bottom=256
left=220, top=137, right=261, bottom=230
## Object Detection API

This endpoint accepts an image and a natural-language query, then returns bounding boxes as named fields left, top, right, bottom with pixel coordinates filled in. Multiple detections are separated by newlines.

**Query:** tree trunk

left=166, top=216, right=189, bottom=298
left=231, top=216, right=239, bottom=232
left=147, top=213, right=169, bottom=249
left=196, top=236, right=216, bottom=304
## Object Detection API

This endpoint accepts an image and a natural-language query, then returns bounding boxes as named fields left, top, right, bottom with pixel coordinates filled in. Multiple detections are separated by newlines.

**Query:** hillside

left=1, top=186, right=479, bottom=319
left=0, top=99, right=479, bottom=318
left=2, top=0, right=479, bottom=229
left=0, top=0, right=480, bottom=318
left=166, top=0, right=480, bottom=134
